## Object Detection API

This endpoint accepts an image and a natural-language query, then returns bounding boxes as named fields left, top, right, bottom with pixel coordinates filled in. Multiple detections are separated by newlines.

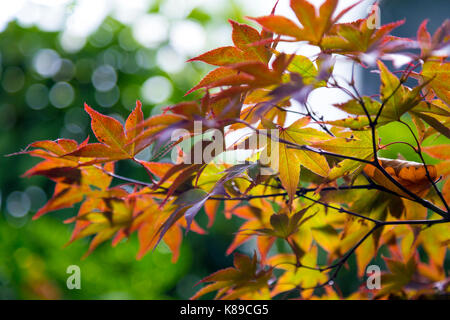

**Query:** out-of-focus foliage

left=0, top=0, right=268, bottom=300
left=0, top=216, right=190, bottom=299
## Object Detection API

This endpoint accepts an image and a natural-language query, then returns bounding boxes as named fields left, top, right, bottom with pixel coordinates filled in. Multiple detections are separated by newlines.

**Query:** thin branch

left=298, top=193, right=380, bottom=224
left=274, top=213, right=447, bottom=297
left=346, top=65, right=449, bottom=218
left=274, top=105, right=309, bottom=117
left=94, top=165, right=152, bottom=187
left=398, top=119, right=449, bottom=212
left=304, top=101, right=335, bottom=137
left=93, top=164, right=170, bottom=192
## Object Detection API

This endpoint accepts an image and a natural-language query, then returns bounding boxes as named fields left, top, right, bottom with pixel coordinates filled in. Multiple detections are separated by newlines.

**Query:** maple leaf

left=378, top=61, right=428, bottom=120
left=327, top=97, right=387, bottom=130
left=287, top=54, right=319, bottom=84
left=264, top=207, right=313, bottom=239
left=131, top=195, right=205, bottom=262
left=331, top=61, right=431, bottom=131
left=187, top=19, right=271, bottom=69
left=70, top=197, right=134, bottom=258
left=186, top=67, right=241, bottom=95
left=229, top=19, right=271, bottom=64
left=248, top=15, right=305, bottom=41
left=251, top=0, right=363, bottom=46
left=321, top=15, right=406, bottom=60
left=417, top=20, right=450, bottom=59
left=423, top=144, right=450, bottom=160
left=268, top=246, right=327, bottom=298
left=411, top=111, right=450, bottom=139
left=423, top=144, right=450, bottom=201
left=67, top=101, right=144, bottom=162
left=313, top=130, right=375, bottom=180
left=11, top=138, right=90, bottom=174
left=192, top=253, right=272, bottom=300
left=329, top=90, right=449, bottom=132
left=33, top=162, right=116, bottom=219
left=289, top=0, right=338, bottom=44
left=261, top=117, right=330, bottom=208
left=341, top=221, right=378, bottom=277
left=364, top=158, right=438, bottom=199
left=375, top=255, right=417, bottom=298
left=227, top=218, right=273, bottom=262
left=14, top=0, right=450, bottom=301
left=15, top=138, right=124, bottom=221
left=418, top=221, right=450, bottom=269
left=422, top=60, right=450, bottom=106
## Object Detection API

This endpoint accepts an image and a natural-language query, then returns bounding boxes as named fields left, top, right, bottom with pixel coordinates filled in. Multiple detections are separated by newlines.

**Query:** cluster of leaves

left=16, top=0, right=450, bottom=299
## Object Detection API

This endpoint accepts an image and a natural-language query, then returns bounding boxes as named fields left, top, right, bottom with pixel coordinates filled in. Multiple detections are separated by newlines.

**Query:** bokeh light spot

left=141, top=76, right=172, bottom=104
left=135, top=48, right=155, bottom=70
left=95, top=86, right=120, bottom=108
left=156, top=46, right=184, bottom=74
left=1, top=66, right=25, bottom=93
left=132, top=14, right=169, bottom=48
left=49, top=81, right=75, bottom=108
left=6, top=191, right=31, bottom=218
left=170, top=20, right=206, bottom=56
left=89, top=25, right=114, bottom=48
left=53, top=58, right=75, bottom=82
left=24, top=186, right=47, bottom=212
left=26, top=83, right=49, bottom=110
left=33, top=48, right=61, bottom=77
left=92, top=64, right=117, bottom=92
left=59, top=31, right=86, bottom=53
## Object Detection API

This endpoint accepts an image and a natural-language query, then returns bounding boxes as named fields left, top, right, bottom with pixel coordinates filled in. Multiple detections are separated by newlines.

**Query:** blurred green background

left=0, top=0, right=448, bottom=300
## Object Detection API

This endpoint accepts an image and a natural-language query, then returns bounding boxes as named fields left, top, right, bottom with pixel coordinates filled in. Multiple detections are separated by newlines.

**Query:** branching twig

left=398, top=119, right=449, bottom=212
